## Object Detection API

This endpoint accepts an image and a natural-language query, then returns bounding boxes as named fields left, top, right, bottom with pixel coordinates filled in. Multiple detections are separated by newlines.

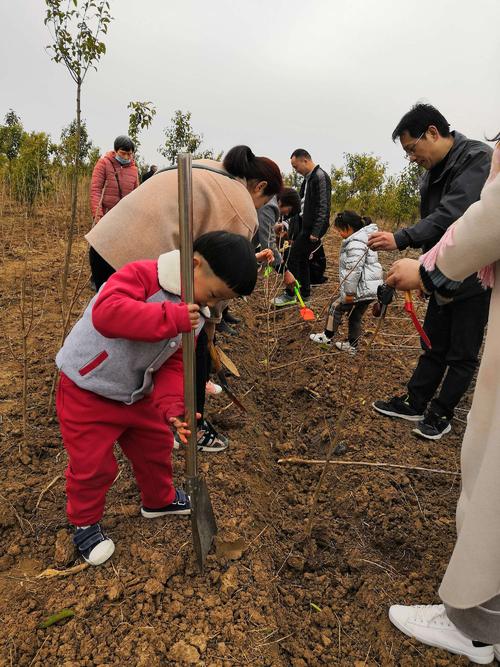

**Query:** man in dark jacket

left=273, top=149, right=331, bottom=305
left=369, top=103, right=492, bottom=439
left=141, top=165, right=157, bottom=183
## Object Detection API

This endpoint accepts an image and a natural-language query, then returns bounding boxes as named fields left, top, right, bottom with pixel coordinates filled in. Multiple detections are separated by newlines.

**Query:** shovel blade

left=300, top=307, right=315, bottom=321
left=188, top=476, right=218, bottom=571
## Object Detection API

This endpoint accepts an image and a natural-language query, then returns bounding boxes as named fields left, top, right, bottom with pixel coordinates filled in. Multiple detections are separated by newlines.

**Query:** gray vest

left=56, top=288, right=204, bottom=404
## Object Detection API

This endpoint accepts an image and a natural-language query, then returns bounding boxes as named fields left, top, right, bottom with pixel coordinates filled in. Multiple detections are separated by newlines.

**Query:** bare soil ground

left=0, top=196, right=481, bottom=666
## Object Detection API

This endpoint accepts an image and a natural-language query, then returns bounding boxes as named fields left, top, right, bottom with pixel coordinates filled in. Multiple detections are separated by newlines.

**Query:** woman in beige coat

left=386, top=137, right=500, bottom=664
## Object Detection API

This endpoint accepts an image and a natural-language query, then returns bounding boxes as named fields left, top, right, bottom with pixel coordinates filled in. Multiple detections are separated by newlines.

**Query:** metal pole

left=178, top=153, right=197, bottom=481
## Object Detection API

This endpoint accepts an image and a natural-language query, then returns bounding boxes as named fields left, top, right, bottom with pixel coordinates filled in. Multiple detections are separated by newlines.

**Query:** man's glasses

left=403, top=131, right=425, bottom=160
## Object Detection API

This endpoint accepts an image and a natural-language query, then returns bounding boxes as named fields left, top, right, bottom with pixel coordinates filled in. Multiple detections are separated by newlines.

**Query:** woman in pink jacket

left=90, top=135, right=139, bottom=222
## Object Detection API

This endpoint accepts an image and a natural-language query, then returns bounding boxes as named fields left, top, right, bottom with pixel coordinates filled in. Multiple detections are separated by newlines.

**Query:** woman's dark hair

left=392, top=104, right=450, bottom=142
left=223, top=145, right=283, bottom=196
left=278, top=187, right=301, bottom=216
left=487, top=131, right=500, bottom=142
left=334, top=210, right=371, bottom=232
left=193, top=231, right=257, bottom=296
left=114, top=135, right=135, bottom=152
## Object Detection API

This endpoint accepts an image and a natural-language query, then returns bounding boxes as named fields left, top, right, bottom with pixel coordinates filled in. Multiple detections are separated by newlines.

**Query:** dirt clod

left=168, top=639, right=200, bottom=664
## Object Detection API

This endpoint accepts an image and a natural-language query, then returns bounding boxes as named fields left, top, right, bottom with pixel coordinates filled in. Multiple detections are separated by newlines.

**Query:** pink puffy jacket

left=90, top=151, right=139, bottom=221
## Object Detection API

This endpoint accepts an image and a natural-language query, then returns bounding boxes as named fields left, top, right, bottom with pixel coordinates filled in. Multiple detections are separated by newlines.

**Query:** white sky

left=1, top=0, right=499, bottom=175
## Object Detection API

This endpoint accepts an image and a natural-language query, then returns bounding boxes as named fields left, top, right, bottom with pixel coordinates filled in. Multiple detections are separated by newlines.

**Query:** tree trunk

left=61, top=80, right=82, bottom=306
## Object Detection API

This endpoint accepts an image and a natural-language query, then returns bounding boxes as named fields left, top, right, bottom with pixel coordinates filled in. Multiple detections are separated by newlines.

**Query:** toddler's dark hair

left=334, top=210, right=372, bottom=232
left=194, top=231, right=257, bottom=295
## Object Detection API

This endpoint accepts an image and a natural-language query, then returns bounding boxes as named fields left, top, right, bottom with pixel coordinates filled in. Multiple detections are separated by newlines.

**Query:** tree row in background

left=329, top=153, right=421, bottom=226
left=1, top=107, right=421, bottom=227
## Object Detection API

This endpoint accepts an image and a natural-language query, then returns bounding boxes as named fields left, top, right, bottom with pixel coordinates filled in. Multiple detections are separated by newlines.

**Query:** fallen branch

left=35, top=474, right=62, bottom=509
left=277, top=457, right=460, bottom=476
left=36, top=563, right=89, bottom=578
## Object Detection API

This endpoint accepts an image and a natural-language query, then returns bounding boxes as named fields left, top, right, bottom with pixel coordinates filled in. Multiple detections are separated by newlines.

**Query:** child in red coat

left=56, top=232, right=257, bottom=565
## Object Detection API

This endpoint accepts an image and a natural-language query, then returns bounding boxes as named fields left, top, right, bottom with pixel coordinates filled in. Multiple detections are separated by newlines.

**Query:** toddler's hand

left=169, top=413, right=202, bottom=445
left=187, top=303, right=200, bottom=329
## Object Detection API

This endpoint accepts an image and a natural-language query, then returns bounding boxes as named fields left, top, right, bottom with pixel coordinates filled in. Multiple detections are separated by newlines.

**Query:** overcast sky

left=1, top=0, right=499, bottom=175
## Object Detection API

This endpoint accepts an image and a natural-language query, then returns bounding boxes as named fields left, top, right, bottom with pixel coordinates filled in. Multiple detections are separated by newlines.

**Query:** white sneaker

left=494, top=645, right=500, bottom=661
left=335, top=341, right=357, bottom=355
left=309, top=332, right=332, bottom=345
left=389, top=604, right=494, bottom=664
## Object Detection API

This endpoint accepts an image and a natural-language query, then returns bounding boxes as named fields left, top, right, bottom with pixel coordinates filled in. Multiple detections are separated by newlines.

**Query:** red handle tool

left=404, top=291, right=432, bottom=349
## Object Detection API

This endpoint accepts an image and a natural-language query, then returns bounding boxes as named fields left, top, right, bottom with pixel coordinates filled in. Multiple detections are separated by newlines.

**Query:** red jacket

left=56, top=253, right=203, bottom=416
left=90, top=151, right=139, bottom=221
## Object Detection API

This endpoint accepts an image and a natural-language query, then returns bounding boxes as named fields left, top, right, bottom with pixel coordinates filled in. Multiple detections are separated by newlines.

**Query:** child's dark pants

left=325, top=300, right=372, bottom=346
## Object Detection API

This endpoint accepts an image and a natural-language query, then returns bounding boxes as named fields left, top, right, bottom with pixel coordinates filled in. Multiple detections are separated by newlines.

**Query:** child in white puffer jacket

left=310, top=210, right=383, bottom=354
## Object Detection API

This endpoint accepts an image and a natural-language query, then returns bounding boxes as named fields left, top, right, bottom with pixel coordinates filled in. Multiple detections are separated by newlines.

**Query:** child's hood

left=345, top=222, right=379, bottom=245
left=157, top=249, right=210, bottom=316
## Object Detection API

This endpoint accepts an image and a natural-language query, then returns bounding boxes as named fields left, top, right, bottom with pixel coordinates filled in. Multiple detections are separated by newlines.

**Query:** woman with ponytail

left=85, top=145, right=282, bottom=451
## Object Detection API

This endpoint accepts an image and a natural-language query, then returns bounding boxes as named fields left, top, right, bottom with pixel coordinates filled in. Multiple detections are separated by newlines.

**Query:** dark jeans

left=407, top=291, right=490, bottom=419
left=88, top=247, right=209, bottom=421
left=325, top=300, right=372, bottom=347
left=310, top=242, right=327, bottom=285
left=287, top=232, right=320, bottom=298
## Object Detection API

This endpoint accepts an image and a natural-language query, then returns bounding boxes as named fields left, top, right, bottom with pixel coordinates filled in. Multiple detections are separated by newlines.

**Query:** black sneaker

left=141, top=488, right=191, bottom=518
left=73, top=523, right=115, bottom=566
left=223, top=311, right=241, bottom=325
left=216, top=321, right=237, bottom=336
left=413, top=412, right=451, bottom=440
left=196, top=419, right=229, bottom=452
left=372, top=395, right=424, bottom=422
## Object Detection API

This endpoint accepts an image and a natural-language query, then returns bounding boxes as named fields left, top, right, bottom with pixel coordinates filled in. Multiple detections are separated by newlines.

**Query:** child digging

left=310, top=211, right=383, bottom=353
left=55, top=231, right=257, bottom=566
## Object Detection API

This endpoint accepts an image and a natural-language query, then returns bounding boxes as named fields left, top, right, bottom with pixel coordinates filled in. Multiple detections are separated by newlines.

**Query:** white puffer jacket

left=339, top=223, right=383, bottom=302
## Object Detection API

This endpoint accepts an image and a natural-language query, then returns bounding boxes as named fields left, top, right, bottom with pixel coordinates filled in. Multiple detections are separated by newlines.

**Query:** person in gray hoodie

left=310, top=211, right=383, bottom=354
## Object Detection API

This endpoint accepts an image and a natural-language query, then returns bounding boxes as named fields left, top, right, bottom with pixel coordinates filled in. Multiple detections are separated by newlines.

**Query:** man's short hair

left=290, top=148, right=311, bottom=160
left=392, top=104, right=451, bottom=142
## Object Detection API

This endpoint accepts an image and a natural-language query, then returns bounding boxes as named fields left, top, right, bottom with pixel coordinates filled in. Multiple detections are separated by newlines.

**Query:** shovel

left=293, top=282, right=315, bottom=321
left=178, top=153, right=217, bottom=571
left=216, top=346, right=240, bottom=377
left=208, top=342, right=247, bottom=413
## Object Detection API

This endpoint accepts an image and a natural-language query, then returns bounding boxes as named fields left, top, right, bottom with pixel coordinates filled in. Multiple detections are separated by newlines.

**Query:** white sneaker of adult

left=494, top=645, right=500, bottom=661
left=389, top=604, right=494, bottom=664
left=309, top=332, right=332, bottom=345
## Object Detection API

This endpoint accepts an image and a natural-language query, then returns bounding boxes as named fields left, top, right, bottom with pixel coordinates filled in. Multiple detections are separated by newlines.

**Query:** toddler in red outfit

left=56, top=232, right=257, bottom=565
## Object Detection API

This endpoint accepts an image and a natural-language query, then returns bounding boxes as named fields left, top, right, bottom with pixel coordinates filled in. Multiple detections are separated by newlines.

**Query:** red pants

left=56, top=373, right=176, bottom=526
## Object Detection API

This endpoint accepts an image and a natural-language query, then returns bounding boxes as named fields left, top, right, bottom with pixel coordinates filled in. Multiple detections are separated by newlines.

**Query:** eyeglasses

left=403, top=131, right=425, bottom=160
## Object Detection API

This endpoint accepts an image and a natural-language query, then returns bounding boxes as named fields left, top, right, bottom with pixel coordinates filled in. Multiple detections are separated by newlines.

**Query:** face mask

left=115, top=154, right=131, bottom=165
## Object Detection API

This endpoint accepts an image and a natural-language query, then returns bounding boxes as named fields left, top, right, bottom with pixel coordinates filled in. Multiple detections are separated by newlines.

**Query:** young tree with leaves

left=57, top=119, right=94, bottom=171
left=127, top=100, right=156, bottom=157
left=158, top=109, right=222, bottom=164
left=44, top=0, right=112, bottom=303
left=0, top=110, right=24, bottom=164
